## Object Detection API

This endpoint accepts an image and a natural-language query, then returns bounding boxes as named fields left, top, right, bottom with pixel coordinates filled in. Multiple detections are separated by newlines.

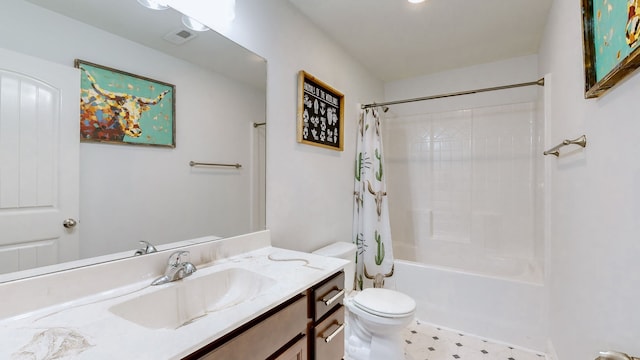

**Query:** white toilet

left=313, top=242, right=416, bottom=360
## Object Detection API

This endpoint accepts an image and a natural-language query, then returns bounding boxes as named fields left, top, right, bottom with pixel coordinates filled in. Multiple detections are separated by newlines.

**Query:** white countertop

left=0, top=240, right=347, bottom=359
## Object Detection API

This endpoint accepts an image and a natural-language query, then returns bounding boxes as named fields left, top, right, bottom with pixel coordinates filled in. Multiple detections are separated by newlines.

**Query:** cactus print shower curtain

left=352, top=108, right=394, bottom=290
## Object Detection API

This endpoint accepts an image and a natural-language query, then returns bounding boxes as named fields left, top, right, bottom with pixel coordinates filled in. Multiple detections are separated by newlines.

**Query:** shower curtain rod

left=361, top=78, right=545, bottom=110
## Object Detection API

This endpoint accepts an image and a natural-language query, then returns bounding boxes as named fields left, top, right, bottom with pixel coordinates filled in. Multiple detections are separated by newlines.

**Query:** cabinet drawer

left=273, top=336, right=307, bottom=360
left=313, top=271, right=345, bottom=321
left=197, top=295, right=308, bottom=360
left=313, top=305, right=345, bottom=360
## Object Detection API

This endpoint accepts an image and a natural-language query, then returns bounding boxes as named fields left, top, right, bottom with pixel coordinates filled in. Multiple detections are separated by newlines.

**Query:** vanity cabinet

left=184, top=295, right=308, bottom=360
left=183, top=271, right=345, bottom=360
left=309, top=271, right=345, bottom=360
left=274, top=337, right=308, bottom=360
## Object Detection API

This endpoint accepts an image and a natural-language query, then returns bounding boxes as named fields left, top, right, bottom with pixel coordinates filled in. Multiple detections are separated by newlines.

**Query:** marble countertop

left=0, top=246, right=347, bottom=360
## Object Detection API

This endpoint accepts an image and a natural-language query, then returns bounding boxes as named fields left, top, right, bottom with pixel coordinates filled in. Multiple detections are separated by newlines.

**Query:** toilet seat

left=352, top=288, right=416, bottom=318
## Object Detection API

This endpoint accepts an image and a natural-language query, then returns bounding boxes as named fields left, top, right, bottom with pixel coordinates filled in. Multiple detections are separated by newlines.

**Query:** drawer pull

left=323, top=322, right=345, bottom=343
left=322, top=288, right=345, bottom=306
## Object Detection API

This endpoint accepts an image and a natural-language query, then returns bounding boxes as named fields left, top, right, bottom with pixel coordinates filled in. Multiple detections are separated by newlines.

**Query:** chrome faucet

left=151, top=250, right=197, bottom=286
left=134, top=240, right=157, bottom=256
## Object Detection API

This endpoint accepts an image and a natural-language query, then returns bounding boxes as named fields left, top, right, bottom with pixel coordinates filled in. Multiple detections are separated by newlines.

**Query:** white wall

left=539, top=1, right=640, bottom=359
left=1, top=0, right=265, bottom=257
left=384, top=55, right=540, bottom=115
left=169, top=0, right=384, bottom=252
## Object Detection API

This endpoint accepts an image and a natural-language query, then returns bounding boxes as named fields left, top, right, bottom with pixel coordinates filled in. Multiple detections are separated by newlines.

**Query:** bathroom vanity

left=310, top=271, right=346, bottom=360
left=186, top=271, right=345, bottom=360
left=0, top=231, right=348, bottom=359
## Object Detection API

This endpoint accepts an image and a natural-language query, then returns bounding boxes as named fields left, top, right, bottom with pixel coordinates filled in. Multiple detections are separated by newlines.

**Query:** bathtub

left=393, top=240, right=544, bottom=284
left=390, top=259, right=547, bottom=352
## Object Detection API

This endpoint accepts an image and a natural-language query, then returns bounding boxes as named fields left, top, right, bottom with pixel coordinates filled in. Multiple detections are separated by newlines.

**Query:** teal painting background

left=79, top=63, right=174, bottom=146
left=594, top=1, right=639, bottom=81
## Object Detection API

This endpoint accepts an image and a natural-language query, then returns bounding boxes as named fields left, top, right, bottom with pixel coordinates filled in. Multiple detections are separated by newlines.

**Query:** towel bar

left=543, top=135, right=587, bottom=157
left=189, top=161, right=242, bottom=169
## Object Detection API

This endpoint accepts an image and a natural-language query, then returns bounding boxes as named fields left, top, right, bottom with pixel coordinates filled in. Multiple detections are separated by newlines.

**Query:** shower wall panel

left=385, top=102, right=541, bottom=280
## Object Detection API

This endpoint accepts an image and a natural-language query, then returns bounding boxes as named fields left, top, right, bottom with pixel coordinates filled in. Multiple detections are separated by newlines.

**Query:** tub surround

left=0, top=231, right=348, bottom=359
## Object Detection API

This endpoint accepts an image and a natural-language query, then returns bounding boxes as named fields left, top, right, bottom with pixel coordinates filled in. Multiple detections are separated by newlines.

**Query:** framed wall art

left=75, top=59, right=176, bottom=147
left=582, top=0, right=640, bottom=98
left=297, top=70, right=344, bottom=151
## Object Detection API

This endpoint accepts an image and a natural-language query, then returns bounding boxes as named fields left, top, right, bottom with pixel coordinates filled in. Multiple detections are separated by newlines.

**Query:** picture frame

left=75, top=59, right=176, bottom=147
left=297, top=70, right=344, bottom=151
left=582, top=0, right=640, bottom=98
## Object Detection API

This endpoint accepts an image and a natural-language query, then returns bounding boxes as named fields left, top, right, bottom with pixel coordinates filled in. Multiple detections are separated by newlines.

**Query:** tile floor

left=403, top=320, right=546, bottom=360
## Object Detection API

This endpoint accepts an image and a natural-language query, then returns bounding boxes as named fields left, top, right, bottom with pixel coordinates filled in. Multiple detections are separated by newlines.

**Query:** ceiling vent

left=163, top=28, right=198, bottom=45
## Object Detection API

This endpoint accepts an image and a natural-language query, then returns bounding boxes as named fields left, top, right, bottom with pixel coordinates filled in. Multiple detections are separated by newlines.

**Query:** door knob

left=63, top=218, right=77, bottom=229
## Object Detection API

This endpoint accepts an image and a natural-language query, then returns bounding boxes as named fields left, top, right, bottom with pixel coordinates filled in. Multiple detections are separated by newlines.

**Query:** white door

left=0, top=48, right=80, bottom=276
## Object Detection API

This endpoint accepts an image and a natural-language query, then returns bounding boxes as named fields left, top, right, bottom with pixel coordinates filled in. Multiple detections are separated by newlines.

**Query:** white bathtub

left=390, top=259, right=547, bottom=352
left=393, top=240, right=544, bottom=284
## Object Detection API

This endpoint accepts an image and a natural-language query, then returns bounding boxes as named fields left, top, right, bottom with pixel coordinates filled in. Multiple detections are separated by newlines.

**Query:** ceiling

left=24, top=0, right=266, bottom=90
left=24, top=0, right=552, bottom=86
left=288, top=0, right=553, bottom=82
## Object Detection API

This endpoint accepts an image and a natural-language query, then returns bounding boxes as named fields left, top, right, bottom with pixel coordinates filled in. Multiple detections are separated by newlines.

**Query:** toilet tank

left=313, top=242, right=357, bottom=291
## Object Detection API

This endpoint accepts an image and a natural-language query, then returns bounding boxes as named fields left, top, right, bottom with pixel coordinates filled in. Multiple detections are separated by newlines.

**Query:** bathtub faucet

left=151, top=250, right=197, bottom=286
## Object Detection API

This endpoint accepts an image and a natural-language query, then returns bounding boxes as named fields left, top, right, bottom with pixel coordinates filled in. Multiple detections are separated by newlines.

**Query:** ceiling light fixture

left=136, top=0, right=169, bottom=10
left=408, top=0, right=426, bottom=3
left=204, top=0, right=236, bottom=33
left=182, top=15, right=209, bottom=32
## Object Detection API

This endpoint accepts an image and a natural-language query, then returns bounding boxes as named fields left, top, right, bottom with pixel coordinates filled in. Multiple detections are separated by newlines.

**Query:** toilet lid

left=352, top=288, right=416, bottom=318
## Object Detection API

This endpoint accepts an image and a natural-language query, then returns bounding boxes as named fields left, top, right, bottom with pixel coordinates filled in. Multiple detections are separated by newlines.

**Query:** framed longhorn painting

left=74, top=59, right=176, bottom=147
left=582, top=0, right=640, bottom=98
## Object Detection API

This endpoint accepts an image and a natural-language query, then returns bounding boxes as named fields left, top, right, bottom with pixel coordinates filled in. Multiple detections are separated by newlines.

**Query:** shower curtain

left=352, top=108, right=394, bottom=290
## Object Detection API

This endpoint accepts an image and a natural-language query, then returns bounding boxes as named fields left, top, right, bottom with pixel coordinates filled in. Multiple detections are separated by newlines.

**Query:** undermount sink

left=109, top=268, right=276, bottom=329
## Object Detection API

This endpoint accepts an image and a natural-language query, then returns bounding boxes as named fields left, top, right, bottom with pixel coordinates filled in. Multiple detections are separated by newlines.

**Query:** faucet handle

left=134, top=241, right=157, bottom=256
left=140, top=240, right=157, bottom=253
left=168, top=250, right=190, bottom=266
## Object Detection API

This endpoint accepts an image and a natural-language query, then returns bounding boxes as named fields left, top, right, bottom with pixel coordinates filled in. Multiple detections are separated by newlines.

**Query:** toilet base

left=344, top=306, right=410, bottom=360
left=346, top=332, right=405, bottom=360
